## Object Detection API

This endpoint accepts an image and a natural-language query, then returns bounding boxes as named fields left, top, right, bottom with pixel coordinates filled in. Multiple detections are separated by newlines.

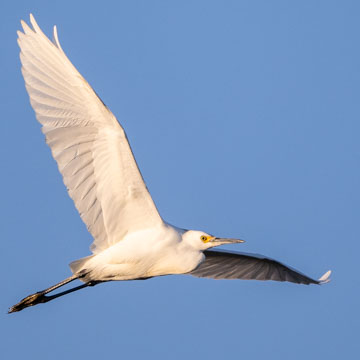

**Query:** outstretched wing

left=17, top=15, right=163, bottom=254
left=190, top=250, right=331, bottom=285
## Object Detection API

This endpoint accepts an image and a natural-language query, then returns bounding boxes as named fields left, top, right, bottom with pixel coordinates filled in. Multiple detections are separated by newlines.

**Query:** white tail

left=69, top=255, right=95, bottom=274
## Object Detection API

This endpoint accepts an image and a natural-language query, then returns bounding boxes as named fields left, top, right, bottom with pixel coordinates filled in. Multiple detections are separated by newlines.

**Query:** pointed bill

left=211, top=237, right=245, bottom=245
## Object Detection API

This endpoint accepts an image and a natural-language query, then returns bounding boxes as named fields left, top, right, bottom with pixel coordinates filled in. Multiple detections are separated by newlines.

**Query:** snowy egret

left=9, top=15, right=331, bottom=313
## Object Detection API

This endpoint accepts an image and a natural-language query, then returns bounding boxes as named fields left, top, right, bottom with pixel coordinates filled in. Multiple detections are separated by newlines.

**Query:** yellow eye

left=200, top=235, right=208, bottom=242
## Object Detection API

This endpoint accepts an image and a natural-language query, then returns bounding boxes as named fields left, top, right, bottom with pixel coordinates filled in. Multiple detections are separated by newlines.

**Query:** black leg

left=8, top=274, right=92, bottom=313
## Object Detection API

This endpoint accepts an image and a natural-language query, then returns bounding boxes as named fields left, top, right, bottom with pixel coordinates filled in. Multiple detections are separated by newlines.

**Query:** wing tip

left=21, top=14, right=63, bottom=52
left=20, top=19, right=30, bottom=33
left=53, top=25, right=63, bottom=51
left=318, top=270, right=331, bottom=284
left=29, top=13, right=37, bottom=29
left=19, top=14, right=35, bottom=35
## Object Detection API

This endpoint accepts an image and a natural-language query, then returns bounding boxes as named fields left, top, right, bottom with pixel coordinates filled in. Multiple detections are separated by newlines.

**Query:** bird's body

left=9, top=15, right=330, bottom=313
left=73, top=225, right=205, bottom=282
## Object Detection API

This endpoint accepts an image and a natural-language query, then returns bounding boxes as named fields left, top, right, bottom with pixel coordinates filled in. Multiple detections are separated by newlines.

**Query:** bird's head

left=182, top=230, right=245, bottom=250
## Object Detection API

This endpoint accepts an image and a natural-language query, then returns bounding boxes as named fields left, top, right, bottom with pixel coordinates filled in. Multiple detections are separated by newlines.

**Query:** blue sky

left=1, top=1, right=359, bottom=359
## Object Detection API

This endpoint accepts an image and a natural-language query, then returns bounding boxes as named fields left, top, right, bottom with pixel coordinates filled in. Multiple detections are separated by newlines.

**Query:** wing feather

left=18, top=15, right=163, bottom=253
left=190, top=250, right=331, bottom=285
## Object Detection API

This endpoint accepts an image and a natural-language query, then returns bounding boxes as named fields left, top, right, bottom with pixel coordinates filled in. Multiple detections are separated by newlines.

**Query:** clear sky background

left=1, top=1, right=359, bottom=359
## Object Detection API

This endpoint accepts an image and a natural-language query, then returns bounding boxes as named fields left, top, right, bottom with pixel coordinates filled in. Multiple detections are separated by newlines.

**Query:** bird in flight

left=9, top=15, right=330, bottom=313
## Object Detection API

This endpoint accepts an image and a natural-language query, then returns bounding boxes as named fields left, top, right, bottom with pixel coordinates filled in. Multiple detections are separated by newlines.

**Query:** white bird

left=9, top=15, right=331, bottom=313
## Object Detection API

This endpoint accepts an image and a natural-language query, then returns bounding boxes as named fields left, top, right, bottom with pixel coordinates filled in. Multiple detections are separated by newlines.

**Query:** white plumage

left=18, top=15, right=162, bottom=256
left=9, top=15, right=330, bottom=313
